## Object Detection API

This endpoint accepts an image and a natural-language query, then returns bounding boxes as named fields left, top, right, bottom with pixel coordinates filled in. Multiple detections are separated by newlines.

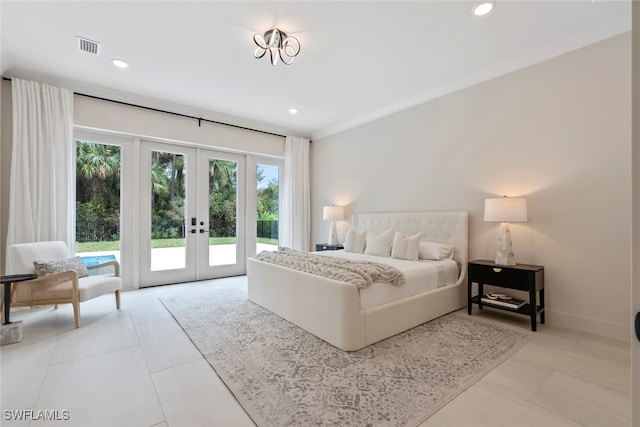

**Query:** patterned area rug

left=161, top=285, right=532, bottom=427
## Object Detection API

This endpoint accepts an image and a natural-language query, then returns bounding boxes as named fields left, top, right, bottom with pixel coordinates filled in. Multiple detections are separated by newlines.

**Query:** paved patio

left=80, top=243, right=277, bottom=272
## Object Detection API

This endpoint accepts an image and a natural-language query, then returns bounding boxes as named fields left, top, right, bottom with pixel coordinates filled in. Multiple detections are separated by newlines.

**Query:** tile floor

left=0, top=277, right=632, bottom=427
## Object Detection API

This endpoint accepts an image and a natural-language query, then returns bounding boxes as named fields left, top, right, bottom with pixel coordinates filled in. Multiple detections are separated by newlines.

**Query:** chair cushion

left=78, top=275, right=122, bottom=302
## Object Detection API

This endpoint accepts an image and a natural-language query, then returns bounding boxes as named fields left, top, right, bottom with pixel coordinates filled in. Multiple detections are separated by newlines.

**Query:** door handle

left=635, top=312, right=640, bottom=342
left=199, top=229, right=209, bottom=234
left=189, top=229, right=196, bottom=234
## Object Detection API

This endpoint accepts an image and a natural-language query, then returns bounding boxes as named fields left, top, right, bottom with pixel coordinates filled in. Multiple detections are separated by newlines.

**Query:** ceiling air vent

left=77, top=37, right=101, bottom=55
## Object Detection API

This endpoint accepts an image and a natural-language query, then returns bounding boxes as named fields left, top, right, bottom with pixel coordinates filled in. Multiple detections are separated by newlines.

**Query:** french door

left=139, top=141, right=245, bottom=286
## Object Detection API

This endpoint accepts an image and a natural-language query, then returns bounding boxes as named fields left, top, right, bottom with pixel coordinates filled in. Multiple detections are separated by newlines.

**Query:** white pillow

left=364, top=229, right=394, bottom=257
left=419, top=241, right=455, bottom=261
left=391, top=232, right=421, bottom=261
left=343, top=229, right=366, bottom=253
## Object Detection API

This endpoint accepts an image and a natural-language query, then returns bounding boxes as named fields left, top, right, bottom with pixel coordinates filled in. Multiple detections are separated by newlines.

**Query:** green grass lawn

left=76, top=237, right=277, bottom=252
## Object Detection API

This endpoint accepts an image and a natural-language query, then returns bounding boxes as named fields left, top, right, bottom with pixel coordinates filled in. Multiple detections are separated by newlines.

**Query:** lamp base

left=495, top=222, right=516, bottom=266
left=328, top=220, right=339, bottom=246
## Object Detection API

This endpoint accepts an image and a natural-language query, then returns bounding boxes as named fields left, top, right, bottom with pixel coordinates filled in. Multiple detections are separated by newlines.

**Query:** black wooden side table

left=467, top=260, right=545, bottom=331
left=2, top=274, right=37, bottom=324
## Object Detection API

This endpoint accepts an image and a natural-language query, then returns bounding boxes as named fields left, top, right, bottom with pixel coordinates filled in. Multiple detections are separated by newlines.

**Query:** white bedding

left=315, top=250, right=459, bottom=309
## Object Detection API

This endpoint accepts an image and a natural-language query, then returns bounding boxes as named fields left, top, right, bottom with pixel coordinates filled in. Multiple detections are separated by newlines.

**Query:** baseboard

left=547, top=309, right=631, bottom=342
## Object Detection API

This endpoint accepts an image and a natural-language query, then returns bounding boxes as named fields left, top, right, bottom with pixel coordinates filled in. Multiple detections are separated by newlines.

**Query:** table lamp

left=323, top=206, right=344, bottom=246
left=484, top=196, right=528, bottom=265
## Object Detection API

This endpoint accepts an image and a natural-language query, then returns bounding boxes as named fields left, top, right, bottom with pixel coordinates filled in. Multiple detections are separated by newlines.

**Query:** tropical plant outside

left=75, top=141, right=279, bottom=251
left=256, top=164, right=279, bottom=241
left=76, top=142, right=121, bottom=244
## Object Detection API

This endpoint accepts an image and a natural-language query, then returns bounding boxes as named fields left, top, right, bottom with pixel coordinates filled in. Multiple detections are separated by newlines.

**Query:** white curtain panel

left=7, top=78, right=74, bottom=250
left=280, top=136, right=310, bottom=251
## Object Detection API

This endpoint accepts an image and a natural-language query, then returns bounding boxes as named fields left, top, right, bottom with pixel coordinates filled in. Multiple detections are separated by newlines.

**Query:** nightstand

left=315, top=243, right=344, bottom=251
left=467, top=260, right=545, bottom=331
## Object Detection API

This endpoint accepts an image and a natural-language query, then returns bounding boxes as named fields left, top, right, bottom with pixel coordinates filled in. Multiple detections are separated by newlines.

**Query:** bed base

left=248, top=259, right=466, bottom=351
left=248, top=211, right=468, bottom=352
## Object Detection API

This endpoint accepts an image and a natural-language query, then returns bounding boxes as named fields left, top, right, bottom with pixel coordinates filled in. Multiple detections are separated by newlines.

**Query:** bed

left=247, top=211, right=468, bottom=351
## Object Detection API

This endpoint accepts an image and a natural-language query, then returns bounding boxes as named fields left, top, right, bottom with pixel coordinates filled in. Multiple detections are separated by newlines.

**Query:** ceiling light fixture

left=288, top=108, right=298, bottom=114
left=253, top=28, right=300, bottom=66
left=472, top=1, right=495, bottom=16
left=112, top=59, right=129, bottom=69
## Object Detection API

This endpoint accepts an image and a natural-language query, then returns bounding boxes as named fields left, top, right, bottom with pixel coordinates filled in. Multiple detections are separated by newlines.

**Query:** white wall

left=311, top=33, right=632, bottom=341
left=74, top=96, right=285, bottom=157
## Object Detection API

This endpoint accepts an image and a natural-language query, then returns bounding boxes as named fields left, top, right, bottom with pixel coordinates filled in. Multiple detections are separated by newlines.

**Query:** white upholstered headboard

left=352, top=211, right=469, bottom=281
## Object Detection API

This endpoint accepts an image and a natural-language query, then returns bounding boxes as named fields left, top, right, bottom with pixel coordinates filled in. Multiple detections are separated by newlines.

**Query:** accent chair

left=4, top=241, right=122, bottom=327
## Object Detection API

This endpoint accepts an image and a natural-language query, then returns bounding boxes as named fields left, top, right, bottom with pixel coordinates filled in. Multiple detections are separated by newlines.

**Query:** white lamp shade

left=323, top=206, right=344, bottom=221
left=484, top=197, right=528, bottom=222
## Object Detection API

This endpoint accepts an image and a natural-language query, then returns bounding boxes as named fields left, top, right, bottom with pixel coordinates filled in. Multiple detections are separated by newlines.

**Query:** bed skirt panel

left=247, top=258, right=368, bottom=351
left=364, top=282, right=467, bottom=346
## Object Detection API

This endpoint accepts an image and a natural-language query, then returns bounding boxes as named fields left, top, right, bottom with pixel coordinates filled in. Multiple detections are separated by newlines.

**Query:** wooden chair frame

left=2, top=261, right=121, bottom=328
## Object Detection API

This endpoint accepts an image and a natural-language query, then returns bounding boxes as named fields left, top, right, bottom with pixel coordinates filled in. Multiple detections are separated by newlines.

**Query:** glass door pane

left=197, top=149, right=245, bottom=279
left=256, top=163, right=280, bottom=254
left=75, top=140, right=121, bottom=269
left=140, top=142, right=197, bottom=287
left=207, top=157, right=238, bottom=266
left=150, top=151, right=187, bottom=271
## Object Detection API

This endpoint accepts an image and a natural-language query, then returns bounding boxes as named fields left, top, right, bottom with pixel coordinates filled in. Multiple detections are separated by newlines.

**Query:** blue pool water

left=81, top=255, right=116, bottom=267
left=81, top=255, right=117, bottom=276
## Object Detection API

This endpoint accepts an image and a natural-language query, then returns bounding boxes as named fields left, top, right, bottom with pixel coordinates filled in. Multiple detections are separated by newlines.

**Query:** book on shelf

left=480, top=293, right=526, bottom=309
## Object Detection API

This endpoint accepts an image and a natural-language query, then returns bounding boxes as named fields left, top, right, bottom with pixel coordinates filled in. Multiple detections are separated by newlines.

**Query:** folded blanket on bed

left=254, top=248, right=405, bottom=288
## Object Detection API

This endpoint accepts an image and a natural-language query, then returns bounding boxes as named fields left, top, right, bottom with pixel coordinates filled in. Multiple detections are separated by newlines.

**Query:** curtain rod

left=2, top=76, right=287, bottom=139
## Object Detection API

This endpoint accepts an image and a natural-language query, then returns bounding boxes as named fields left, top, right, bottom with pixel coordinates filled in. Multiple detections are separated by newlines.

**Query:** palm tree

left=75, top=141, right=122, bottom=243
left=76, top=141, right=121, bottom=201
left=150, top=151, right=183, bottom=197
left=209, top=159, right=236, bottom=190
left=150, top=162, right=170, bottom=196
left=150, top=151, right=186, bottom=239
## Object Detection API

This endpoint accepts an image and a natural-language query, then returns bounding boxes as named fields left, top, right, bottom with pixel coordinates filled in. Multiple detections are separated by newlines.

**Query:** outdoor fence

left=257, top=220, right=278, bottom=240
left=76, top=217, right=120, bottom=242
left=76, top=218, right=278, bottom=242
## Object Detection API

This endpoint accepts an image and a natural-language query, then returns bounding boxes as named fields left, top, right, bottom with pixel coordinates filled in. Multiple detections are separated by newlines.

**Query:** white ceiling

left=0, top=1, right=632, bottom=140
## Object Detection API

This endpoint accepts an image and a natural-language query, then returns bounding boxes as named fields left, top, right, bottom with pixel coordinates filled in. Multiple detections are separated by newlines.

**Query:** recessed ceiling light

left=112, top=59, right=129, bottom=69
left=288, top=108, right=298, bottom=115
left=472, top=1, right=495, bottom=16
